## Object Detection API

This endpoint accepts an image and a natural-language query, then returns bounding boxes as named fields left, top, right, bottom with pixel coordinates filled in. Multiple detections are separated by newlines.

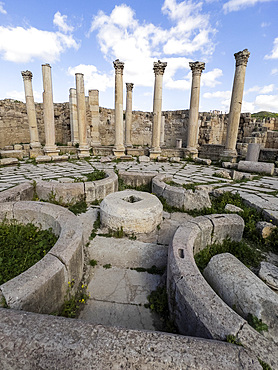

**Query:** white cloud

left=203, top=90, right=231, bottom=99
left=68, top=64, right=114, bottom=92
left=202, top=68, right=223, bottom=87
left=53, top=11, right=74, bottom=33
left=245, top=84, right=275, bottom=94
left=271, top=68, right=278, bottom=75
left=6, top=89, right=42, bottom=102
left=254, top=94, right=278, bottom=112
left=223, top=0, right=273, bottom=13
left=89, top=1, right=216, bottom=90
left=0, top=26, right=79, bottom=63
left=0, top=1, right=6, bottom=14
left=265, top=37, right=278, bottom=59
left=261, top=22, right=271, bottom=28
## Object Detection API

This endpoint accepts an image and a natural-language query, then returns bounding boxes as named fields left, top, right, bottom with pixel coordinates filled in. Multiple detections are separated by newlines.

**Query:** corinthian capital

left=113, top=59, right=124, bottom=74
left=21, top=70, right=33, bottom=81
left=189, top=61, right=205, bottom=76
left=234, top=49, right=250, bottom=67
left=153, top=60, right=167, bottom=76
left=126, top=83, right=134, bottom=92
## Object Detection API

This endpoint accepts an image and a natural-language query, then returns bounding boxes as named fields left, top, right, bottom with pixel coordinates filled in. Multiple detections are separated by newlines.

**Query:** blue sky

left=0, top=0, right=277, bottom=113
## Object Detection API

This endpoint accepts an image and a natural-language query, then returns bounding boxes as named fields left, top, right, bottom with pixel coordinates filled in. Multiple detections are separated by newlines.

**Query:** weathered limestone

left=238, top=160, right=274, bottom=175
left=42, top=64, right=59, bottom=156
left=75, top=73, right=90, bottom=156
left=223, top=49, right=250, bottom=161
left=203, top=253, right=278, bottom=344
left=89, top=89, right=101, bottom=147
left=100, top=190, right=163, bottom=234
left=160, top=115, right=165, bottom=147
left=259, top=262, right=278, bottom=290
left=69, top=88, right=79, bottom=145
left=125, top=83, right=134, bottom=147
left=256, top=221, right=276, bottom=239
left=21, top=70, right=41, bottom=148
left=113, top=60, right=125, bottom=157
left=150, top=60, right=167, bottom=159
left=246, top=143, right=261, bottom=162
left=186, top=61, right=205, bottom=158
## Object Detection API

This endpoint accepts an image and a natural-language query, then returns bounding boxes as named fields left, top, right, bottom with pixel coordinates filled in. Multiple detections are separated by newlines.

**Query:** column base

left=30, top=142, right=41, bottom=149
left=90, top=140, right=101, bottom=147
left=113, top=148, right=126, bottom=158
left=149, top=148, right=161, bottom=160
left=29, top=148, right=44, bottom=159
left=44, top=146, right=60, bottom=156
left=183, top=147, right=198, bottom=159
left=221, top=149, right=238, bottom=163
left=78, top=146, right=91, bottom=157
left=125, top=143, right=133, bottom=148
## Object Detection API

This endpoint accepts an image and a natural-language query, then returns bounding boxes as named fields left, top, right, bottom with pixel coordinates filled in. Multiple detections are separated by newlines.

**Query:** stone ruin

left=0, top=49, right=277, bottom=369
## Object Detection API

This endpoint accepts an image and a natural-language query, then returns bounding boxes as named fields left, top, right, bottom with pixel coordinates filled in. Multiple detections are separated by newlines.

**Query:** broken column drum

left=21, top=70, right=41, bottom=149
left=69, top=88, right=79, bottom=145
left=113, top=59, right=125, bottom=157
left=224, top=49, right=250, bottom=160
left=150, top=60, right=167, bottom=159
left=186, top=61, right=205, bottom=157
left=125, top=83, right=134, bottom=148
left=89, top=89, right=101, bottom=147
left=75, top=73, right=90, bottom=156
left=42, top=64, right=59, bottom=156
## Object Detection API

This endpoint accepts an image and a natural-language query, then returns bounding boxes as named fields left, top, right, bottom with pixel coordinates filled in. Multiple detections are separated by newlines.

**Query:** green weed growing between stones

left=258, top=358, right=273, bottom=370
left=226, top=335, right=243, bottom=346
left=59, top=279, right=89, bottom=318
left=247, top=313, right=268, bottom=333
left=0, top=220, right=57, bottom=285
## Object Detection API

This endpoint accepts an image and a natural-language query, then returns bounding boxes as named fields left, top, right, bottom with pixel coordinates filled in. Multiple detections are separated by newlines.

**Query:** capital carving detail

left=189, top=61, right=205, bottom=75
left=234, top=49, right=250, bottom=67
left=21, top=70, right=33, bottom=81
left=153, top=60, right=167, bottom=76
left=126, top=83, right=134, bottom=92
left=113, top=59, right=124, bottom=74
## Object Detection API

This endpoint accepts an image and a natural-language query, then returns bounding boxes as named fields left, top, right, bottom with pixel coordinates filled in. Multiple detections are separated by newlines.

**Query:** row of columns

left=21, top=49, right=250, bottom=160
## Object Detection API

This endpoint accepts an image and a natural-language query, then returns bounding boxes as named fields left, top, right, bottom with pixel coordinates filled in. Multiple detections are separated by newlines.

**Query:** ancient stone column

left=89, top=89, right=101, bottom=147
left=113, top=59, right=125, bottom=157
left=160, top=115, right=165, bottom=147
left=223, top=49, right=250, bottom=161
left=150, top=60, right=167, bottom=159
left=21, top=70, right=41, bottom=149
left=125, top=83, right=134, bottom=147
left=69, top=88, right=79, bottom=145
left=75, top=73, right=90, bottom=156
left=186, top=61, right=205, bottom=158
left=42, top=64, right=59, bottom=156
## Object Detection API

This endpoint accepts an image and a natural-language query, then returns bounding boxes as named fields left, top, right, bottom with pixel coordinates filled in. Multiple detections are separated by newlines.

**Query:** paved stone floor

left=1, top=157, right=278, bottom=331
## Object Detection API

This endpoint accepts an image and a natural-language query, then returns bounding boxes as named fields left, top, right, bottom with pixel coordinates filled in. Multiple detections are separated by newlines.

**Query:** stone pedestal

left=42, top=64, right=59, bottom=156
left=75, top=73, right=90, bottom=156
left=160, top=116, right=165, bottom=147
left=69, top=88, right=79, bottom=145
left=21, top=70, right=41, bottom=149
left=125, top=83, right=134, bottom=148
left=223, top=49, right=250, bottom=161
left=246, top=143, right=260, bottom=162
left=89, top=89, right=101, bottom=147
left=150, top=60, right=167, bottom=159
left=186, top=62, right=205, bottom=158
left=113, top=59, right=125, bottom=157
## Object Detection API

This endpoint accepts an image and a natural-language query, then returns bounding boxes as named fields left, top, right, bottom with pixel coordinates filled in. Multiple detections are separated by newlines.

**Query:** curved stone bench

left=152, top=174, right=211, bottom=211
left=167, top=213, right=278, bottom=368
left=0, top=201, right=84, bottom=314
left=100, top=190, right=163, bottom=234
left=0, top=170, right=118, bottom=205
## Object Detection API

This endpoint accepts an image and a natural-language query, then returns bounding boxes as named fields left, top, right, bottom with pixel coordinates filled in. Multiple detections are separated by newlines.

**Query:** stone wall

left=1, top=99, right=277, bottom=151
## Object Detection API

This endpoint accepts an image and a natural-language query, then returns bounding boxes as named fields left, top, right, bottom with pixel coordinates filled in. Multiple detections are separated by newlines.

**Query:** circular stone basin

left=100, top=190, right=163, bottom=234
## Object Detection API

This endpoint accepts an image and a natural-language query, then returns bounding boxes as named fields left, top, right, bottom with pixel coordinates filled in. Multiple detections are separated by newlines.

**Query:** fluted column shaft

left=160, top=115, right=165, bottom=147
left=69, top=88, right=79, bottom=145
left=125, top=83, right=134, bottom=147
left=42, top=64, right=58, bottom=155
left=89, top=89, right=101, bottom=147
left=151, top=60, right=167, bottom=157
left=186, top=61, right=205, bottom=156
left=21, top=70, right=40, bottom=148
left=113, top=59, right=125, bottom=157
left=75, top=73, right=90, bottom=156
left=225, top=49, right=250, bottom=155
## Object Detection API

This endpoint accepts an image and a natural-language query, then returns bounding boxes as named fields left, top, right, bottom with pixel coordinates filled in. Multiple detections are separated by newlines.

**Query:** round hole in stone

left=122, top=195, right=142, bottom=203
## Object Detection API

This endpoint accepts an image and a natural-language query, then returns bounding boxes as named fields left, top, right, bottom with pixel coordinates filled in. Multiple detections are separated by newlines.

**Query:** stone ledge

left=0, top=308, right=261, bottom=369
left=167, top=214, right=278, bottom=368
left=0, top=201, right=84, bottom=314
